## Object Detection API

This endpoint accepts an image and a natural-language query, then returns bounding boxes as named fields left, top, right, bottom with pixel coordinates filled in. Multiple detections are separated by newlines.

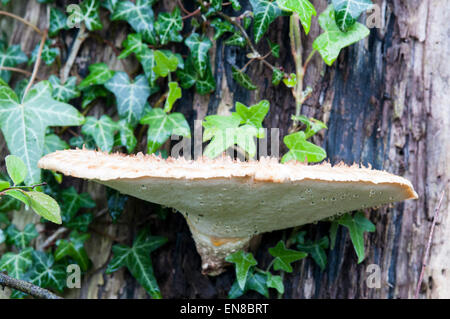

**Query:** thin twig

left=38, top=227, right=68, bottom=251
left=0, top=272, right=62, bottom=299
left=60, top=23, right=87, bottom=84
left=414, top=190, right=446, bottom=299
left=0, top=67, right=42, bottom=80
left=23, top=29, right=47, bottom=98
left=0, top=10, right=42, bottom=35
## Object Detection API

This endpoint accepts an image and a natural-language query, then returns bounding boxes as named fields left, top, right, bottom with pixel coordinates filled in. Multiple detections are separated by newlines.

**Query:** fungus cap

left=38, top=149, right=418, bottom=275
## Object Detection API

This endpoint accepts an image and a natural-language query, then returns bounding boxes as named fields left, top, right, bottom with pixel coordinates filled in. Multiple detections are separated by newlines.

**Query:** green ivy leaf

left=266, top=272, right=284, bottom=294
left=106, top=187, right=128, bottom=223
left=112, top=0, right=157, bottom=44
left=249, top=0, right=282, bottom=43
left=44, top=134, right=69, bottom=156
left=211, top=18, right=234, bottom=40
left=117, top=119, right=137, bottom=153
left=0, top=247, right=33, bottom=279
left=164, top=82, right=182, bottom=113
left=247, top=271, right=269, bottom=298
left=27, top=191, right=62, bottom=224
left=185, top=33, right=212, bottom=78
left=78, top=63, right=115, bottom=90
left=296, top=234, right=329, bottom=271
left=283, top=73, right=296, bottom=87
left=267, top=39, right=280, bottom=58
left=5, top=224, right=38, bottom=249
left=140, top=108, right=191, bottom=154
left=269, top=241, right=307, bottom=272
left=230, top=0, right=242, bottom=11
left=313, top=5, right=370, bottom=66
left=272, top=68, right=283, bottom=85
left=235, top=100, right=269, bottom=128
left=81, top=85, right=109, bottom=108
left=30, top=40, right=60, bottom=66
left=155, top=7, right=183, bottom=45
left=225, top=250, right=257, bottom=290
left=231, top=66, right=257, bottom=90
left=82, top=115, right=119, bottom=152
left=49, top=76, right=80, bottom=102
left=0, top=44, right=28, bottom=83
left=106, top=229, right=167, bottom=298
left=105, top=72, right=151, bottom=126
left=65, top=213, right=93, bottom=232
left=49, top=7, right=67, bottom=37
left=60, top=186, right=95, bottom=223
left=118, top=33, right=147, bottom=59
left=224, top=33, right=246, bottom=47
left=101, top=0, right=119, bottom=12
left=5, top=155, right=27, bottom=186
left=332, top=0, right=373, bottom=32
left=136, top=47, right=158, bottom=87
left=55, top=230, right=91, bottom=271
left=329, top=220, right=339, bottom=250
left=176, top=56, right=215, bottom=95
left=71, top=0, right=103, bottom=31
left=27, top=251, right=66, bottom=292
left=0, top=82, right=84, bottom=183
left=281, top=131, right=326, bottom=163
left=276, top=0, right=316, bottom=34
left=153, top=50, right=179, bottom=78
left=338, top=212, right=375, bottom=263
left=291, top=115, right=327, bottom=139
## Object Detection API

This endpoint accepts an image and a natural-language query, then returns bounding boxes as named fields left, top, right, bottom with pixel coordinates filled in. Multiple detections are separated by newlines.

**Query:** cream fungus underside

left=38, top=149, right=418, bottom=275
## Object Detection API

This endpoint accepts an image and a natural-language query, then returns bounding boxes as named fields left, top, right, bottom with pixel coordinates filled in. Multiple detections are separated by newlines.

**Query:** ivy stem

left=0, top=67, right=42, bottom=80
left=23, top=29, right=48, bottom=99
left=60, top=23, right=87, bottom=84
left=0, top=10, right=42, bottom=35
left=289, top=13, right=303, bottom=127
left=0, top=272, right=62, bottom=299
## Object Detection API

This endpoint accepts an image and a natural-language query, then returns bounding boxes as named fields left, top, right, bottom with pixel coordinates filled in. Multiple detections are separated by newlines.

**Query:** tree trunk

left=1, top=0, right=448, bottom=299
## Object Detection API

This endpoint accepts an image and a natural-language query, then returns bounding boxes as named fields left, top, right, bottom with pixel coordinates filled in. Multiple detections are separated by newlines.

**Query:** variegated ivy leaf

left=235, top=100, right=269, bottom=128
left=176, top=56, right=216, bottom=95
left=249, top=0, right=282, bottom=43
left=60, top=186, right=95, bottom=223
left=272, top=68, right=283, bottom=85
left=0, top=45, right=28, bottom=83
left=225, top=33, right=246, bottom=47
left=27, top=251, right=67, bottom=292
left=49, top=7, right=67, bottom=37
left=105, top=72, right=151, bottom=126
left=106, top=229, right=167, bottom=299
left=54, top=230, right=91, bottom=271
left=101, top=0, right=119, bottom=12
left=70, top=0, right=103, bottom=31
left=136, top=47, right=158, bottom=87
left=49, top=75, right=80, bottom=102
left=276, top=0, right=316, bottom=34
left=267, top=39, right=280, bottom=58
left=210, top=18, right=234, bottom=40
left=164, top=82, right=182, bottom=113
left=112, top=0, right=157, bottom=45
left=140, top=108, right=191, bottom=154
left=231, top=66, right=257, bottom=90
left=81, top=85, right=109, bottom=108
left=5, top=224, right=38, bottom=250
left=230, top=0, right=242, bottom=11
left=281, top=131, right=326, bottom=163
left=185, top=33, right=213, bottom=78
left=313, top=5, right=370, bottom=66
left=78, top=63, right=115, bottom=90
left=44, top=134, right=69, bottom=155
left=153, top=50, right=178, bottom=78
left=155, top=7, right=183, bottom=45
left=117, top=119, right=137, bottom=153
left=118, top=33, right=147, bottom=59
left=0, top=247, right=33, bottom=279
left=0, top=81, right=84, bottom=183
left=332, top=0, right=373, bottom=32
left=81, top=115, right=119, bottom=152
left=30, top=40, right=60, bottom=66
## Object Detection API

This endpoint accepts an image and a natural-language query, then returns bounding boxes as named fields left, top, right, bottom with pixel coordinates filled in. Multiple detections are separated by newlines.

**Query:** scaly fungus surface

left=38, top=149, right=418, bottom=275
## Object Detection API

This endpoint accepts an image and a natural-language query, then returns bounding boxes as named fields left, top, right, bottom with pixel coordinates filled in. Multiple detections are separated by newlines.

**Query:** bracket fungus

left=38, top=149, right=418, bottom=275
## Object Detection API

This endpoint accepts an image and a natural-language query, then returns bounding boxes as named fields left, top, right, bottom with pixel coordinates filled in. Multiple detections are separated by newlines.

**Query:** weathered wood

left=0, top=0, right=448, bottom=299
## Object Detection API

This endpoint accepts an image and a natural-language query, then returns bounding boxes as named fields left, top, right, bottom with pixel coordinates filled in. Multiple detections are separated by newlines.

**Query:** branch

left=0, top=10, right=42, bottom=35
left=0, top=67, right=42, bottom=80
left=414, top=190, right=446, bottom=299
left=23, top=29, right=48, bottom=98
left=0, top=272, right=63, bottom=299
left=60, top=23, right=87, bottom=84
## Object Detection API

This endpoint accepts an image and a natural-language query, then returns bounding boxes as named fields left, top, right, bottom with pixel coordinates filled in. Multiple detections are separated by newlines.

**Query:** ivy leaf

left=49, top=7, right=67, bottom=37
left=155, top=7, right=183, bottom=45
left=281, top=131, right=327, bottom=163
left=247, top=271, right=269, bottom=298
left=118, top=33, right=146, bottom=59
left=224, top=33, right=246, bottom=48
left=268, top=241, right=307, bottom=273
left=283, top=73, right=297, bottom=87
left=140, top=108, right=191, bottom=154
left=106, top=229, right=167, bottom=299
left=235, top=100, right=269, bottom=128
left=105, top=72, right=151, bottom=126
left=296, top=235, right=329, bottom=271
left=55, top=231, right=91, bottom=271
left=0, top=45, right=28, bottom=83
left=332, top=0, right=373, bottom=32
left=136, top=47, right=158, bottom=87
left=5, top=224, right=38, bottom=249
left=329, top=220, right=339, bottom=250
left=0, top=82, right=84, bottom=183
left=164, top=82, right=182, bottom=113
left=291, top=115, right=327, bottom=139
left=60, top=187, right=95, bottom=223
left=267, top=39, right=280, bottom=58
left=81, top=85, right=109, bottom=108
left=225, top=251, right=257, bottom=290
left=266, top=272, right=284, bottom=294
left=27, top=251, right=66, bottom=292
left=30, top=40, right=60, bottom=65
left=49, top=76, right=80, bottom=102
left=65, top=213, right=93, bottom=232
left=338, top=212, right=375, bottom=263
left=272, top=68, right=283, bottom=85
left=185, top=33, right=212, bottom=78
left=101, top=0, right=119, bottom=12
left=106, top=188, right=128, bottom=223
left=313, top=5, right=370, bottom=66
left=230, top=0, right=242, bottom=11
left=81, top=115, right=119, bottom=152
left=71, top=0, right=103, bottom=31
left=153, top=50, right=178, bottom=78
left=79, top=63, right=115, bottom=90
left=211, top=18, right=234, bottom=40
left=231, top=66, right=257, bottom=90
left=117, top=119, right=137, bottom=153
left=276, top=0, right=316, bottom=34
left=0, top=247, right=33, bottom=279
left=27, top=191, right=62, bottom=224
left=5, top=155, right=27, bottom=186
left=112, top=0, right=157, bottom=44
left=176, top=56, right=215, bottom=95
left=249, top=0, right=282, bottom=43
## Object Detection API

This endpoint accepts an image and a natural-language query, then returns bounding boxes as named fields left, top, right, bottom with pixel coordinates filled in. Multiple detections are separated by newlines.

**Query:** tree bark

left=0, top=0, right=448, bottom=299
